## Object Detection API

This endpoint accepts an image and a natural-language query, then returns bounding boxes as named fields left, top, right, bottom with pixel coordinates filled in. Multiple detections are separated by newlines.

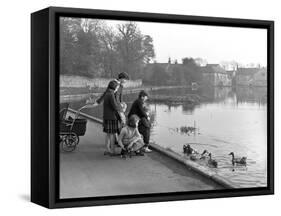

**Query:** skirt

left=103, top=119, right=120, bottom=134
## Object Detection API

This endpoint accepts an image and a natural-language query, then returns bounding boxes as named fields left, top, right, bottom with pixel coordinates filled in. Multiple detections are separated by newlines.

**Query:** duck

left=190, top=154, right=200, bottom=161
left=200, top=150, right=209, bottom=160
left=189, top=149, right=203, bottom=161
left=183, top=144, right=194, bottom=155
left=208, top=153, right=218, bottom=168
left=229, top=152, right=247, bottom=165
left=182, top=144, right=198, bottom=160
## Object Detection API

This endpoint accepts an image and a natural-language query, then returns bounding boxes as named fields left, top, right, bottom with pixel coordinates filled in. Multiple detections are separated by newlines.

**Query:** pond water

left=64, top=86, right=267, bottom=188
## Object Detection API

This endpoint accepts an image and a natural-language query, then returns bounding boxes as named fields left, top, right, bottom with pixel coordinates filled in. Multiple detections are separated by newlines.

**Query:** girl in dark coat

left=102, top=80, right=121, bottom=155
left=95, top=72, right=129, bottom=104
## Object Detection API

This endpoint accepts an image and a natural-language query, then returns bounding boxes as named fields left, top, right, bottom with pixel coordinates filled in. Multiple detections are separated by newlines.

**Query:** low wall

left=60, top=85, right=188, bottom=103
left=149, top=144, right=239, bottom=189
left=60, top=75, right=142, bottom=88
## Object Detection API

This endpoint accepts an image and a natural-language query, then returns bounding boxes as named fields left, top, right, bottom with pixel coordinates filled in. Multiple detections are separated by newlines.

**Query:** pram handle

left=79, top=102, right=98, bottom=111
left=68, top=107, right=85, bottom=131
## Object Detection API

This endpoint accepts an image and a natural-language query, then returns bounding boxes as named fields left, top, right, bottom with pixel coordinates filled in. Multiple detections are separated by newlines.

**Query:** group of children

left=84, top=72, right=151, bottom=157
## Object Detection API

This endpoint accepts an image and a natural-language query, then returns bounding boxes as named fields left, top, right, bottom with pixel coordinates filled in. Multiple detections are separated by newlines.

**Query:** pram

left=59, top=103, right=87, bottom=152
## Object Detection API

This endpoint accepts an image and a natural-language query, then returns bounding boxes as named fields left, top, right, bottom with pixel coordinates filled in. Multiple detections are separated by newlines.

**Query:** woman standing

left=102, top=80, right=121, bottom=155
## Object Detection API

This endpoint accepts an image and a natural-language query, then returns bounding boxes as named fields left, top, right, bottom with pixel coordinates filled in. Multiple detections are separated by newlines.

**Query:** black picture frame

left=31, top=6, right=274, bottom=209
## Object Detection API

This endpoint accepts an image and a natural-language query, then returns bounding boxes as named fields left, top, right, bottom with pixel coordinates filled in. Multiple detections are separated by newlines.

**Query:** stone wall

left=214, top=73, right=232, bottom=86
left=202, top=73, right=232, bottom=86
left=60, top=75, right=142, bottom=88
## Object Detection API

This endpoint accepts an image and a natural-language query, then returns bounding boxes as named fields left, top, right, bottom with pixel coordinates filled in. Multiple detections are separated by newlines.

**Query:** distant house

left=249, top=68, right=267, bottom=87
left=236, top=67, right=267, bottom=86
left=226, top=70, right=236, bottom=77
left=201, top=64, right=232, bottom=86
left=226, top=70, right=236, bottom=85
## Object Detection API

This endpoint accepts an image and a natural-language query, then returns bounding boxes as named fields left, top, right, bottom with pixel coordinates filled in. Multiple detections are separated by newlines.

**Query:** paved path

left=60, top=116, right=222, bottom=199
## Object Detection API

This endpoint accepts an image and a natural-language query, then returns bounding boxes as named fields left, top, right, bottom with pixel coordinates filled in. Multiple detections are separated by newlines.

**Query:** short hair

left=127, top=114, right=140, bottom=128
left=107, top=80, right=119, bottom=90
left=138, top=90, right=149, bottom=98
left=118, top=72, right=130, bottom=80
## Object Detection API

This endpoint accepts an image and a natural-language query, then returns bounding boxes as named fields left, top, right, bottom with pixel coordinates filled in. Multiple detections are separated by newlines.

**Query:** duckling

left=189, top=149, right=202, bottom=161
left=200, top=150, right=209, bottom=160
left=190, top=154, right=200, bottom=161
left=183, top=144, right=188, bottom=154
left=229, top=152, right=247, bottom=165
left=183, top=144, right=203, bottom=161
left=208, top=153, right=218, bottom=168
left=183, top=144, right=194, bottom=155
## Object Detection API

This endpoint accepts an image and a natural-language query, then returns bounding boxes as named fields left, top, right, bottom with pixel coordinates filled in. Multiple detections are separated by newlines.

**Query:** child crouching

left=118, top=114, right=145, bottom=157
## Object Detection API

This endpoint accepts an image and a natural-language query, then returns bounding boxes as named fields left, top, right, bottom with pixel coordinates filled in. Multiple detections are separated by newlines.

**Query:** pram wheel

left=60, top=133, right=79, bottom=152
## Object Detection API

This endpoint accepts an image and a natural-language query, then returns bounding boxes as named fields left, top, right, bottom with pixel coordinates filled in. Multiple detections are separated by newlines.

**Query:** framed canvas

left=31, top=6, right=274, bottom=208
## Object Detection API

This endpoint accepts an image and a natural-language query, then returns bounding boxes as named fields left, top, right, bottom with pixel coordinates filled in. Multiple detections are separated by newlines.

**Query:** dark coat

left=128, top=98, right=150, bottom=128
left=128, top=98, right=151, bottom=145
left=103, top=89, right=121, bottom=121
left=128, top=98, right=147, bottom=119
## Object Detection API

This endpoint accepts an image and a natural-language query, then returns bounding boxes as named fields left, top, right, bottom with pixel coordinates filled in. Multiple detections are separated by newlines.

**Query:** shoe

left=144, top=147, right=152, bottom=153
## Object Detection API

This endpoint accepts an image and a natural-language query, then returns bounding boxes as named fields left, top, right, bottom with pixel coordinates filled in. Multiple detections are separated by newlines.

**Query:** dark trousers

left=138, top=124, right=150, bottom=147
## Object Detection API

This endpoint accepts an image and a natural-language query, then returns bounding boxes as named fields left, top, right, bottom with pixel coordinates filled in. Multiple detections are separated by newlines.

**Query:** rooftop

left=201, top=64, right=227, bottom=74
left=236, top=67, right=266, bottom=76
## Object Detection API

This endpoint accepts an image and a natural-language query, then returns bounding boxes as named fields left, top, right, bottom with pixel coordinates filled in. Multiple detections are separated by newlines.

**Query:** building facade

left=235, top=67, right=267, bottom=86
left=201, top=64, right=232, bottom=86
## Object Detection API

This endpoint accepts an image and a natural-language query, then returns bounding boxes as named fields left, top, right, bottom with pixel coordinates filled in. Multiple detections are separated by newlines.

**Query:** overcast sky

left=106, top=19, right=267, bottom=67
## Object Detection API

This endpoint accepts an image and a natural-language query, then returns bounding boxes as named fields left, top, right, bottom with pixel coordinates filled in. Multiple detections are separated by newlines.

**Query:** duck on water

left=229, top=152, right=247, bottom=166
left=183, top=145, right=212, bottom=162
left=207, top=153, right=218, bottom=168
